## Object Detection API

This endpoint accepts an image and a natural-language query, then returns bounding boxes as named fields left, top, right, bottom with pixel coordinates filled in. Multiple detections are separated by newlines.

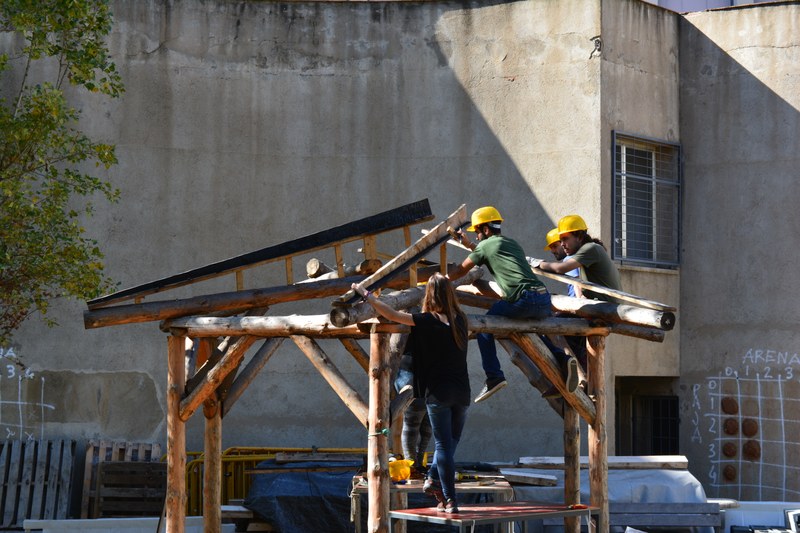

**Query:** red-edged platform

left=389, top=500, right=601, bottom=533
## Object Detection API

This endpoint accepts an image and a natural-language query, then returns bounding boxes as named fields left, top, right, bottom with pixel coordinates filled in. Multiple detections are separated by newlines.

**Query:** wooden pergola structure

left=83, top=199, right=676, bottom=533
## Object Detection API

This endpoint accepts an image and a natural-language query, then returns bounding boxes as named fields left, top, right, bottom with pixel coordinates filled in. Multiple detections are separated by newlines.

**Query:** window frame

left=612, top=131, right=682, bottom=268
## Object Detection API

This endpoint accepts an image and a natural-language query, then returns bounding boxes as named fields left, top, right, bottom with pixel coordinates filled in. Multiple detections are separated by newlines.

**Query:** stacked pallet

left=80, top=440, right=163, bottom=519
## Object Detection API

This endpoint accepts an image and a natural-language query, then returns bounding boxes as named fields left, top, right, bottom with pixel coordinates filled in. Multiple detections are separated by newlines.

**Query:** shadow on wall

left=678, top=7, right=800, bottom=502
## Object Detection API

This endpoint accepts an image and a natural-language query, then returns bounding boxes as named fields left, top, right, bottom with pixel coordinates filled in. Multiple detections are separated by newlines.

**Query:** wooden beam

left=87, top=199, right=434, bottom=309
left=551, top=295, right=675, bottom=331
left=163, top=313, right=662, bottom=344
left=367, top=328, right=391, bottom=533
left=329, top=266, right=484, bottom=327
left=564, top=405, right=581, bottom=533
left=85, top=268, right=453, bottom=330
left=516, top=455, right=689, bottom=470
left=532, top=267, right=676, bottom=312
left=179, top=336, right=258, bottom=421
left=291, top=336, right=369, bottom=428
left=203, top=396, right=222, bottom=533
left=334, top=204, right=469, bottom=306
left=498, top=339, right=563, bottom=413
left=588, top=335, right=608, bottom=533
left=222, top=338, right=284, bottom=417
left=340, top=338, right=370, bottom=373
left=166, top=335, right=186, bottom=533
left=510, top=333, right=596, bottom=425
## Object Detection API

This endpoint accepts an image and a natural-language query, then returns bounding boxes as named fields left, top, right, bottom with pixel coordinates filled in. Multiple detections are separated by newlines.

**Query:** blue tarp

left=244, top=459, right=495, bottom=532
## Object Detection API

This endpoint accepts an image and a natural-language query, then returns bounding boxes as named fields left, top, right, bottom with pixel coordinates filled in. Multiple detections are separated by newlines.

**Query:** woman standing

left=352, top=274, right=470, bottom=513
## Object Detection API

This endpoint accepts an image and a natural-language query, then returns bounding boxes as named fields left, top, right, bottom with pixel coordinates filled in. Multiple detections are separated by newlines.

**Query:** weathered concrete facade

left=3, top=0, right=797, bottom=501
left=678, top=3, right=800, bottom=501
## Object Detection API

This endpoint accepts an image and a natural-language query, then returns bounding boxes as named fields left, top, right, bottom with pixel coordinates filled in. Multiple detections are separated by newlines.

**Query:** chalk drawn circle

left=721, top=397, right=739, bottom=415
left=743, top=440, right=761, bottom=461
left=723, top=465, right=737, bottom=481
left=723, top=418, right=739, bottom=435
left=722, top=442, right=738, bottom=457
left=742, top=418, right=759, bottom=437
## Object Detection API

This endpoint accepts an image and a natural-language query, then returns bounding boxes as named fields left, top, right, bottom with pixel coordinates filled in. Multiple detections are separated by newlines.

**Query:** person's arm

left=446, top=257, right=476, bottom=282
left=351, top=283, right=415, bottom=326
left=538, top=257, right=582, bottom=274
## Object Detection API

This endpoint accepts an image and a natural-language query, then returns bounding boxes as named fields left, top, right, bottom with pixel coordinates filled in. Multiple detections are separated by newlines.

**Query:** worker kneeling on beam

left=447, top=206, right=579, bottom=402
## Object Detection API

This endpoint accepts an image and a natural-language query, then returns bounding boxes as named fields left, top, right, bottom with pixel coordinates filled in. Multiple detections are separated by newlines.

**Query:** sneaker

left=444, top=499, right=459, bottom=513
left=565, top=356, right=579, bottom=393
left=473, top=378, right=507, bottom=403
left=423, top=478, right=445, bottom=507
left=398, top=383, right=413, bottom=395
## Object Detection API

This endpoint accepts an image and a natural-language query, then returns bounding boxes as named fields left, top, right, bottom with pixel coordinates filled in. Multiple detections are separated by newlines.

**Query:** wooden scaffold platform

left=83, top=199, right=676, bottom=533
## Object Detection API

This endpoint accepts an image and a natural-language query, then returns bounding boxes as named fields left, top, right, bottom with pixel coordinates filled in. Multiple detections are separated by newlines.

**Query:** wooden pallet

left=80, top=440, right=162, bottom=518
left=0, top=439, right=76, bottom=528
left=93, top=461, right=167, bottom=518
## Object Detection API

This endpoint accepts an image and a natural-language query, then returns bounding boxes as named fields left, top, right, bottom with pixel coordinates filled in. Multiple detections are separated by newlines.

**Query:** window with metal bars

left=613, top=132, right=681, bottom=267
left=631, top=395, right=680, bottom=455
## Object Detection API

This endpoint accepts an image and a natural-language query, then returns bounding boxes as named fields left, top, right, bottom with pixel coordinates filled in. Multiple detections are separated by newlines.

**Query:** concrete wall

left=600, top=0, right=682, bottom=453
left=3, top=0, right=608, bottom=463
left=678, top=2, right=800, bottom=501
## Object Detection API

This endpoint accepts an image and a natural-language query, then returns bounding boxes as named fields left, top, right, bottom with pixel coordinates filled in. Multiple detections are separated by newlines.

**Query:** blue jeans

left=477, top=290, right=553, bottom=380
left=426, top=401, right=468, bottom=501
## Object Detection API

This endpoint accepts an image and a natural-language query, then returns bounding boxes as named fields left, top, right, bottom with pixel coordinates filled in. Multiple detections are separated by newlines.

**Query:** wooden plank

left=2, top=440, right=23, bottom=527
left=87, top=199, right=434, bottom=308
left=516, top=455, right=689, bottom=470
left=533, top=267, right=676, bottom=312
left=53, top=440, right=75, bottom=521
left=15, top=439, right=36, bottom=525
left=499, top=470, right=558, bottom=486
left=334, top=204, right=469, bottom=306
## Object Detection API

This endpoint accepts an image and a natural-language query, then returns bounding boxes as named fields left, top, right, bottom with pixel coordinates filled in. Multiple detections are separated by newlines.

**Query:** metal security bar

left=613, top=132, right=681, bottom=267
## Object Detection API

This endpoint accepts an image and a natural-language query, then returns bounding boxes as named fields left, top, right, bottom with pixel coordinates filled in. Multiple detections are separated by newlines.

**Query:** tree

left=0, top=0, right=124, bottom=347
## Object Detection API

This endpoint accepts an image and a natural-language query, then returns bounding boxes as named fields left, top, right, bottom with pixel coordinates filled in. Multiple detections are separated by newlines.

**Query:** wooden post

left=203, top=396, right=222, bottom=533
left=588, top=335, right=608, bottom=533
left=367, top=327, right=391, bottom=533
left=564, top=405, right=580, bottom=533
left=167, top=335, right=187, bottom=533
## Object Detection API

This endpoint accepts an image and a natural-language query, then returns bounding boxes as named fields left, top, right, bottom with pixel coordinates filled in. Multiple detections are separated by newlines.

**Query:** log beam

left=222, top=338, right=284, bottom=417
left=498, top=339, right=562, bottom=413
left=367, top=328, right=391, bottom=533
left=551, top=295, right=675, bottom=331
left=510, top=333, right=596, bottom=425
left=340, top=338, right=370, bottom=373
left=329, top=266, right=484, bottom=327
left=588, top=335, right=609, bottom=533
left=292, top=336, right=369, bottom=428
left=179, top=336, right=257, bottom=421
left=163, top=314, right=662, bottom=343
left=564, top=405, right=581, bottom=533
left=203, top=396, right=222, bottom=533
left=166, top=335, right=187, bottom=533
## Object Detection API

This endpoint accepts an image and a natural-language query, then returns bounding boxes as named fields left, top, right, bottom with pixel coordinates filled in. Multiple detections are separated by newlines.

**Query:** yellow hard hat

left=389, top=459, right=414, bottom=482
left=467, top=206, right=503, bottom=231
left=558, top=214, right=588, bottom=235
left=544, top=228, right=560, bottom=251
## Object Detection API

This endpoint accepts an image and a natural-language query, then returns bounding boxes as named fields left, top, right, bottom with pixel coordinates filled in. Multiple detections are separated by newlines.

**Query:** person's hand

left=351, top=283, right=368, bottom=298
left=526, top=256, right=543, bottom=269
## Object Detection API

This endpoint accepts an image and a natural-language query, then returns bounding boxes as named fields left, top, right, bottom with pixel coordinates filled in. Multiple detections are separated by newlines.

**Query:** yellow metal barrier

left=185, top=447, right=367, bottom=515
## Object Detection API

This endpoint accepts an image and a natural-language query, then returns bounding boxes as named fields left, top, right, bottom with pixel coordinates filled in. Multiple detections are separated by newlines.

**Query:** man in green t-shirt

left=448, top=206, right=577, bottom=403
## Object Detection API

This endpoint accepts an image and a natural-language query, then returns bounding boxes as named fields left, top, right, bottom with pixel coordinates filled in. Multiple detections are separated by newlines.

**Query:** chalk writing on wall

left=0, top=347, right=56, bottom=441
left=691, top=347, right=800, bottom=501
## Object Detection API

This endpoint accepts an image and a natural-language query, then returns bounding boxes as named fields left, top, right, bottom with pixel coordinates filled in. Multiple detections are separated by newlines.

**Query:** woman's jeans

left=426, top=401, right=468, bottom=501
left=477, top=290, right=553, bottom=380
